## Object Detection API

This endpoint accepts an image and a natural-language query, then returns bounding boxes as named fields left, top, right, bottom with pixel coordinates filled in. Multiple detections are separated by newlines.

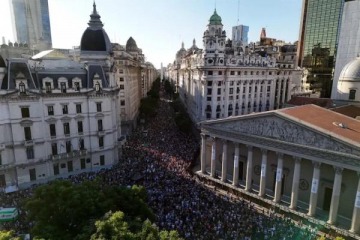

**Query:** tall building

left=167, top=10, right=301, bottom=123
left=332, top=0, right=360, bottom=100
left=297, top=0, right=344, bottom=98
left=231, top=24, right=249, bottom=47
left=10, top=0, right=52, bottom=50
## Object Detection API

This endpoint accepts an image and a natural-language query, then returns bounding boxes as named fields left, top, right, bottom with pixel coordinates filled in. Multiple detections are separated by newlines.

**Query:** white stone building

left=332, top=0, right=360, bottom=100
left=0, top=53, right=120, bottom=191
left=198, top=104, right=360, bottom=235
left=0, top=2, right=124, bottom=191
left=167, top=10, right=298, bottom=122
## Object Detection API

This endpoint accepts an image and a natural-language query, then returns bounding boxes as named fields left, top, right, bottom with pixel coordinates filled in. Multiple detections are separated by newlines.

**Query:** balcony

left=24, top=140, right=34, bottom=146
left=49, top=149, right=87, bottom=161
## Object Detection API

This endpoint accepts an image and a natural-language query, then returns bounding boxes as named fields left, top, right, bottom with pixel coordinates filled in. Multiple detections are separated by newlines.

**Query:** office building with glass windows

left=10, top=0, right=52, bottom=50
left=296, top=0, right=344, bottom=98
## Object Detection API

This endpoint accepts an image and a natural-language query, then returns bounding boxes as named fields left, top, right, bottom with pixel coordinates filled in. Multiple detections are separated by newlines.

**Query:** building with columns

left=166, top=10, right=301, bottom=123
left=198, top=104, right=360, bottom=235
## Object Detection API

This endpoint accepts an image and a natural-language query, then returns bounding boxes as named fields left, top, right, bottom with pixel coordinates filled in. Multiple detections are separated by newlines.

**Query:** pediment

left=203, top=114, right=356, bottom=155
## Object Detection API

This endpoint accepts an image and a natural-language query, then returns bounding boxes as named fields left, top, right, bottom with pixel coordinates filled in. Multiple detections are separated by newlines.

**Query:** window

left=120, top=85, right=124, bottom=90
left=51, top=143, right=58, bottom=155
left=230, top=71, right=235, bottom=75
left=77, top=121, right=83, bottom=134
left=66, top=141, right=71, bottom=153
left=48, top=106, right=54, bottom=116
left=244, top=71, right=247, bottom=75
left=53, top=164, right=59, bottom=175
left=119, top=77, right=124, bottom=82
left=79, top=138, right=85, bottom=150
left=50, top=124, right=56, bottom=137
left=267, top=86, right=271, bottom=92
left=74, top=82, right=80, bottom=91
left=98, top=119, right=103, bottom=131
left=21, top=107, right=30, bottom=118
left=80, top=158, right=86, bottom=169
left=100, top=155, right=105, bottom=166
left=0, top=153, right=2, bottom=165
left=229, top=88, right=233, bottom=94
left=217, top=88, right=221, bottom=95
left=63, top=123, right=70, bottom=135
left=76, top=104, right=82, bottom=114
left=207, top=89, right=212, bottom=95
left=45, top=82, right=52, bottom=93
left=99, top=136, right=104, bottom=148
left=218, top=71, right=222, bottom=75
left=208, top=71, right=213, bottom=75
left=62, top=105, right=68, bottom=114
left=207, top=81, right=212, bottom=86
left=29, top=168, right=36, bottom=181
left=349, top=89, right=356, bottom=100
left=238, top=71, right=241, bottom=75
left=19, top=82, right=26, bottom=94
left=26, top=146, right=34, bottom=159
left=96, top=102, right=102, bottom=112
left=60, top=82, right=66, bottom=93
left=67, top=161, right=73, bottom=172
left=120, top=100, right=125, bottom=106
left=24, top=127, right=32, bottom=141
left=207, top=97, right=211, bottom=101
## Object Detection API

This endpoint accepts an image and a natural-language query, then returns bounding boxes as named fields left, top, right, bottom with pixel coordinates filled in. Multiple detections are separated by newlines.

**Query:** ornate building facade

left=166, top=10, right=300, bottom=122
left=198, top=104, right=360, bottom=236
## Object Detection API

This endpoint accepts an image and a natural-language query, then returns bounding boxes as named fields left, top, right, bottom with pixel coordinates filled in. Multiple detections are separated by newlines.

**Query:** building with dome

left=166, top=10, right=301, bottom=122
left=336, top=58, right=360, bottom=102
left=0, top=2, right=157, bottom=191
left=332, top=0, right=360, bottom=102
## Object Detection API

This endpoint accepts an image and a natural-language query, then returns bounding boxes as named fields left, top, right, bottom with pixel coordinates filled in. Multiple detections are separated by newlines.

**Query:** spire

left=181, top=42, right=184, bottom=49
left=88, top=1, right=103, bottom=29
left=193, top=39, right=196, bottom=46
left=260, top=27, right=266, bottom=39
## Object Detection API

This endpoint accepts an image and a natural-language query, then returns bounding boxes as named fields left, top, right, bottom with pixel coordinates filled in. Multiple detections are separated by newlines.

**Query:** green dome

left=209, top=9, right=222, bottom=25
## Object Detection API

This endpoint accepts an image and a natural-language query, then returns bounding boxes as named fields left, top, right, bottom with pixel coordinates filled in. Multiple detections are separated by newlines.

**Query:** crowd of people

left=0, top=85, right=326, bottom=239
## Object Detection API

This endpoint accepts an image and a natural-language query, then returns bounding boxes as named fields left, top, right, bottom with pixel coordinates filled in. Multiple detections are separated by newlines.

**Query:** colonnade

left=200, top=134, right=360, bottom=233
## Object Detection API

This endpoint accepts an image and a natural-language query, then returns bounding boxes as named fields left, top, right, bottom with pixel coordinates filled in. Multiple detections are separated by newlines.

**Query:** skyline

left=0, top=0, right=302, bottom=68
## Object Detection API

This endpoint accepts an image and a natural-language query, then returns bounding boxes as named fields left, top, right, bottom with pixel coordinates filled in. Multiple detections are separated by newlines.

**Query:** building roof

left=126, top=37, right=138, bottom=52
left=339, top=57, right=360, bottom=81
left=287, top=96, right=334, bottom=108
left=279, top=104, right=360, bottom=145
left=80, top=2, right=111, bottom=52
left=209, top=9, right=222, bottom=25
left=331, top=105, right=360, bottom=119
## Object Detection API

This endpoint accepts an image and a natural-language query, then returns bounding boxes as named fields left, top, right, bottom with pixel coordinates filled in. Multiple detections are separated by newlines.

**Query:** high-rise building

left=332, top=0, right=360, bottom=100
left=10, top=0, right=52, bottom=50
left=296, top=0, right=344, bottom=98
left=232, top=24, right=249, bottom=47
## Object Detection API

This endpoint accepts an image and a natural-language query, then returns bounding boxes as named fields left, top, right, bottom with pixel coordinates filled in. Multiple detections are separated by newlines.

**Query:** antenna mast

left=237, top=0, right=240, bottom=25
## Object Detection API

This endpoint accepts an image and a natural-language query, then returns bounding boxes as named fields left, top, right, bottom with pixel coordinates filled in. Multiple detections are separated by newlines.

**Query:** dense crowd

left=0, top=85, right=323, bottom=239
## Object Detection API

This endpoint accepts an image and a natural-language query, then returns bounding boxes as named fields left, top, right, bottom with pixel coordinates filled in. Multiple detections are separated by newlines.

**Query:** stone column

left=308, top=162, right=321, bottom=216
left=245, top=145, right=253, bottom=191
left=328, top=167, right=343, bottom=224
left=232, top=143, right=240, bottom=186
left=221, top=140, right=228, bottom=182
left=259, top=149, right=268, bottom=197
left=290, top=157, right=301, bottom=209
left=210, top=137, right=217, bottom=177
left=200, top=133, right=207, bottom=174
left=350, top=173, right=360, bottom=233
left=274, top=153, right=284, bottom=203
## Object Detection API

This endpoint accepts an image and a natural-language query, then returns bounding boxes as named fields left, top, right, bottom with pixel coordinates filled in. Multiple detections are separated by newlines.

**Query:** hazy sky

left=0, top=0, right=302, bottom=68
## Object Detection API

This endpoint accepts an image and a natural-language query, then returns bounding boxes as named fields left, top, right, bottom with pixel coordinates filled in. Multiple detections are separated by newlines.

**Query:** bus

left=0, top=208, right=18, bottom=222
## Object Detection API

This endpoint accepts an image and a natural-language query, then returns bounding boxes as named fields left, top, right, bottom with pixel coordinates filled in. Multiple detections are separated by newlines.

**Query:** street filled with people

left=1, top=84, right=325, bottom=239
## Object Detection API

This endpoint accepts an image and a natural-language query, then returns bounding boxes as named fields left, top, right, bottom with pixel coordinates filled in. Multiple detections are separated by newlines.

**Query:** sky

left=0, top=0, right=302, bottom=69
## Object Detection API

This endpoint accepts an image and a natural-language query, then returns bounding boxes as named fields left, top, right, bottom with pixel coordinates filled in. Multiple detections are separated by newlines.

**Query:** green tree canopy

left=24, top=180, right=154, bottom=240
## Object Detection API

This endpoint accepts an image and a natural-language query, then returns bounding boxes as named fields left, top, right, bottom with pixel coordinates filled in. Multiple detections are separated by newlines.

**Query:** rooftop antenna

left=215, top=0, right=216, bottom=9
left=237, top=0, right=240, bottom=25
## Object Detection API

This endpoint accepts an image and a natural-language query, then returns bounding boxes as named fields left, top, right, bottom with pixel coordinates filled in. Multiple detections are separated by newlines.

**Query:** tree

left=25, top=180, right=154, bottom=240
left=91, top=212, right=183, bottom=240
left=0, top=231, right=21, bottom=240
